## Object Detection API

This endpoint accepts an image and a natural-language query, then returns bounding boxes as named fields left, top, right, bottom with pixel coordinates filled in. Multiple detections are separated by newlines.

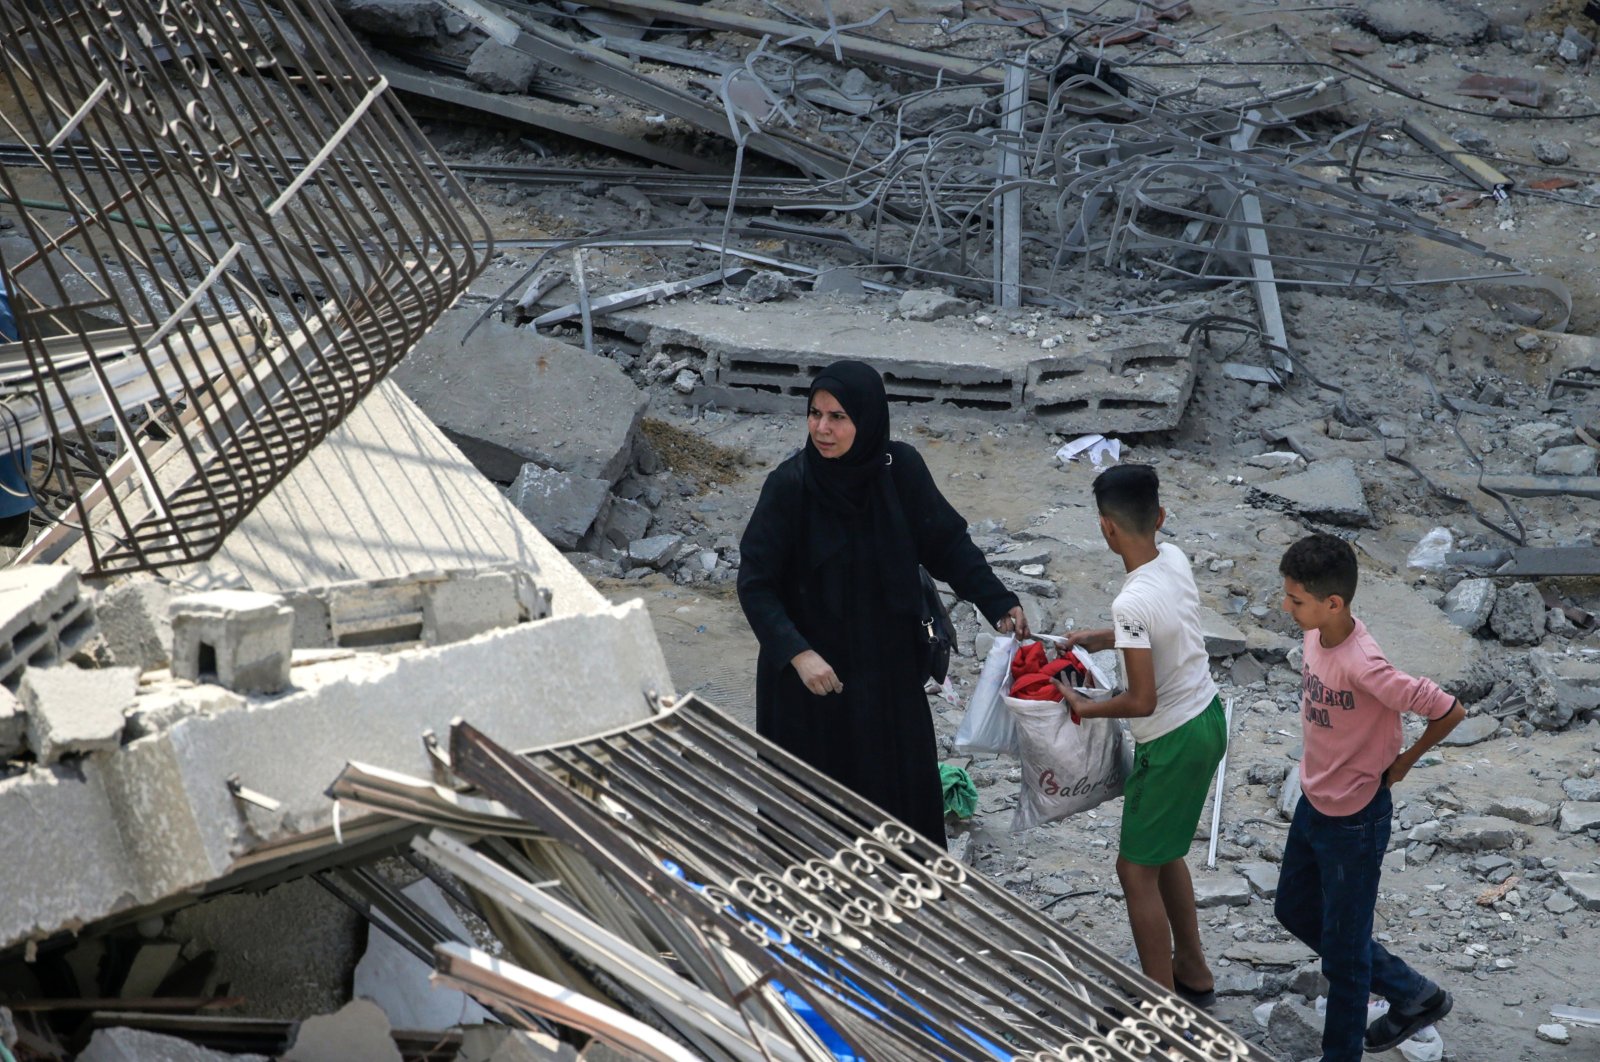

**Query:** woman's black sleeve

left=737, top=468, right=811, bottom=664
left=895, top=444, right=1020, bottom=626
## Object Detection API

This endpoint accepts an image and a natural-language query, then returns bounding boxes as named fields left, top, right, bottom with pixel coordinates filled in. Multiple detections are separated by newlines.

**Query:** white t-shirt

left=1112, top=542, right=1218, bottom=745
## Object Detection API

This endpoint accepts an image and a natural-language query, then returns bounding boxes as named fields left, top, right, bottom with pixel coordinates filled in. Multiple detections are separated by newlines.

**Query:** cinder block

left=422, top=570, right=519, bottom=644
left=170, top=591, right=294, bottom=695
left=0, top=685, right=24, bottom=758
left=0, top=565, right=94, bottom=688
left=20, top=665, right=138, bottom=764
left=93, top=577, right=173, bottom=672
left=0, top=565, right=79, bottom=646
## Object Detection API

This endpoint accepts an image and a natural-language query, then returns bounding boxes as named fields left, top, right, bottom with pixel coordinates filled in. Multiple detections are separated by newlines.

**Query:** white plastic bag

left=954, top=634, right=1018, bottom=755
left=1008, top=695, right=1133, bottom=831
left=1406, top=527, right=1453, bottom=571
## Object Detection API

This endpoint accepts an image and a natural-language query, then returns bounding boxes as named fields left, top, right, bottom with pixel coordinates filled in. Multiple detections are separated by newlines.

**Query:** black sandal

left=1173, top=978, right=1216, bottom=1009
left=1364, top=988, right=1451, bottom=1053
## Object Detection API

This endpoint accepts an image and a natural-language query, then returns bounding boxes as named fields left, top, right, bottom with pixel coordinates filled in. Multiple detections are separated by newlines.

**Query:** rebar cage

left=0, top=0, right=490, bottom=574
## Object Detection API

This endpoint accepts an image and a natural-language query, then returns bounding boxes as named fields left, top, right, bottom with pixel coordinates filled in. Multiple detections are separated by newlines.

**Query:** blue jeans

left=1274, top=785, right=1433, bottom=1062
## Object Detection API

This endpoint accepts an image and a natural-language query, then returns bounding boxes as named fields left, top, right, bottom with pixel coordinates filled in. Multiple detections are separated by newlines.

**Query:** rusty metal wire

left=0, top=0, right=489, bottom=574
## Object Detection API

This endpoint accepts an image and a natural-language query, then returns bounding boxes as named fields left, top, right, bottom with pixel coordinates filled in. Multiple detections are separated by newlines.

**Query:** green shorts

left=1120, top=696, right=1226, bottom=866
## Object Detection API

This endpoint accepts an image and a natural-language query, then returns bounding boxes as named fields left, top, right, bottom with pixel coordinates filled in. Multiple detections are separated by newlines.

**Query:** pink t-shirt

left=1298, top=619, right=1456, bottom=816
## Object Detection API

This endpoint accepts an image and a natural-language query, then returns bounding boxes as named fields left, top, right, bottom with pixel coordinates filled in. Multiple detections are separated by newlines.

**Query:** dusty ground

left=443, top=0, right=1600, bottom=1058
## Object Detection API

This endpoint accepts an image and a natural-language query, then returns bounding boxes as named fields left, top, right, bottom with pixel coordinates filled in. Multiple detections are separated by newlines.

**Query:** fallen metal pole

left=533, top=267, right=750, bottom=328
left=996, top=63, right=1025, bottom=309
left=1476, top=473, right=1600, bottom=499
left=1206, top=698, right=1233, bottom=870
left=1402, top=116, right=1513, bottom=197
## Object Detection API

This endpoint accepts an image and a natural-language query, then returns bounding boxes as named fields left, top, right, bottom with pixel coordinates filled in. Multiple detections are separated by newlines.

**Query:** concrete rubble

left=1, top=0, right=1599, bottom=1057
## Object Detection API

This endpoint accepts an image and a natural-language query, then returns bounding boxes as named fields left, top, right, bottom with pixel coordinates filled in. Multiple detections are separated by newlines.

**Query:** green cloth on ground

left=940, top=763, right=978, bottom=819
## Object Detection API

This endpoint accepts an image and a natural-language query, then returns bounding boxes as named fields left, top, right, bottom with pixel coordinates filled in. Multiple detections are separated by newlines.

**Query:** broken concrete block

left=1558, top=802, right=1600, bottom=833
left=1278, top=762, right=1302, bottom=820
left=93, top=577, right=173, bottom=671
left=1535, top=444, right=1598, bottom=477
left=283, top=998, right=402, bottom=1062
left=0, top=563, right=94, bottom=686
left=1440, top=578, right=1495, bottom=633
left=353, top=879, right=492, bottom=1030
left=1349, top=1, right=1489, bottom=47
left=1267, top=998, right=1323, bottom=1060
left=1291, top=962, right=1329, bottom=1000
left=79, top=1026, right=269, bottom=1062
left=422, top=570, right=520, bottom=645
left=898, top=289, right=970, bottom=322
left=508, top=464, right=613, bottom=552
left=124, top=686, right=246, bottom=741
left=1561, top=777, right=1600, bottom=802
left=742, top=270, right=794, bottom=303
left=1193, top=873, right=1251, bottom=908
left=1198, top=606, right=1248, bottom=657
left=466, top=39, right=538, bottom=94
left=1247, top=458, right=1372, bottom=526
left=1485, top=795, right=1556, bottom=826
left=1240, top=861, right=1279, bottom=899
left=1440, top=714, right=1498, bottom=747
left=0, top=686, right=23, bottom=758
left=1557, top=870, right=1600, bottom=911
left=1559, top=25, right=1596, bottom=63
left=1489, top=583, right=1545, bottom=646
left=1436, top=815, right=1527, bottom=852
left=1359, top=573, right=1483, bottom=699
left=392, top=309, right=646, bottom=485
left=329, top=0, right=440, bottom=38
left=602, top=495, right=652, bottom=549
left=627, top=533, right=684, bottom=570
left=20, top=665, right=138, bottom=764
left=170, top=590, right=294, bottom=695
left=1222, top=940, right=1317, bottom=967
left=813, top=267, right=865, bottom=298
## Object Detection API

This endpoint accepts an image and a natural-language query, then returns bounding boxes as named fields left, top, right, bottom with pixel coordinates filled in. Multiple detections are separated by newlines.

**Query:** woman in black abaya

left=737, top=360, right=1028, bottom=846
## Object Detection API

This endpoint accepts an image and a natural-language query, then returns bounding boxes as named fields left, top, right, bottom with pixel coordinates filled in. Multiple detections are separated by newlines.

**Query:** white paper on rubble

left=1054, top=434, right=1121, bottom=468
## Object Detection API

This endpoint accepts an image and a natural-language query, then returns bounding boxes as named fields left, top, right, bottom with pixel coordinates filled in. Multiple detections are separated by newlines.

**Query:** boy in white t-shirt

left=1055, top=465, right=1226, bottom=1006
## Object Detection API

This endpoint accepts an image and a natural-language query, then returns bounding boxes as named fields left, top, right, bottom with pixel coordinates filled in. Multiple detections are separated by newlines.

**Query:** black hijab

left=800, top=360, right=922, bottom=615
left=802, top=360, right=891, bottom=513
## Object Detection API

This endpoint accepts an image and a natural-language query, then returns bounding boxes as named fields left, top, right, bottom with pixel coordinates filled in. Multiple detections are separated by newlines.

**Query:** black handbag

left=919, top=566, right=957, bottom=684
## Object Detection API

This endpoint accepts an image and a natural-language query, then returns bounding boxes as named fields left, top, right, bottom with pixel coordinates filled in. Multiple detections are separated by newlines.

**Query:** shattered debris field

left=2, top=0, right=1600, bottom=1058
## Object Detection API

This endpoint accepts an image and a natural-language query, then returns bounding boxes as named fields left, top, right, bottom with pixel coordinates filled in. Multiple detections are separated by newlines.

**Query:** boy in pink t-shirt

left=1278, top=534, right=1464, bottom=1062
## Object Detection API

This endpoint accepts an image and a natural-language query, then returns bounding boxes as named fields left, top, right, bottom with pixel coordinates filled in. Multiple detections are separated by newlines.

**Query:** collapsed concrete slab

left=1358, top=571, right=1485, bottom=699
left=1247, top=458, right=1373, bottom=527
left=281, top=566, right=547, bottom=650
left=508, top=464, right=613, bottom=551
left=608, top=301, right=1197, bottom=433
left=0, top=601, right=672, bottom=949
left=150, top=382, right=607, bottom=620
left=392, top=308, right=646, bottom=485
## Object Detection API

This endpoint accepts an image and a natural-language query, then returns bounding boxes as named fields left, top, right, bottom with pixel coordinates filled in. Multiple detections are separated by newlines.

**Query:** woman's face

left=808, top=389, right=856, bottom=459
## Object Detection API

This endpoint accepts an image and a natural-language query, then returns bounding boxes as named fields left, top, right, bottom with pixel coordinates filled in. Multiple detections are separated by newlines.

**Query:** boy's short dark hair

left=1092, top=464, right=1161, bottom=535
left=1280, top=533, right=1358, bottom=604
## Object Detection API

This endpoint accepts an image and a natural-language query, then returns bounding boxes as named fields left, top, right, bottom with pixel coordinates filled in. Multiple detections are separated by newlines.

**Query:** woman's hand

left=996, top=605, right=1031, bottom=640
left=1056, top=628, right=1113, bottom=654
left=792, top=650, right=843, bottom=696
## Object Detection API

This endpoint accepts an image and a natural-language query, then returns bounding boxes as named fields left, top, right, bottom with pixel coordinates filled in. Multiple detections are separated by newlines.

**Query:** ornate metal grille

left=336, top=698, right=1276, bottom=1061
left=0, top=0, right=489, bottom=573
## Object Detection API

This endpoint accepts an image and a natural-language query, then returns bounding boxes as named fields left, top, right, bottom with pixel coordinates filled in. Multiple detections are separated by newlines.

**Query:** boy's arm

left=1384, top=699, right=1465, bottom=787
left=1054, top=646, right=1157, bottom=721
left=1057, top=628, right=1115, bottom=653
